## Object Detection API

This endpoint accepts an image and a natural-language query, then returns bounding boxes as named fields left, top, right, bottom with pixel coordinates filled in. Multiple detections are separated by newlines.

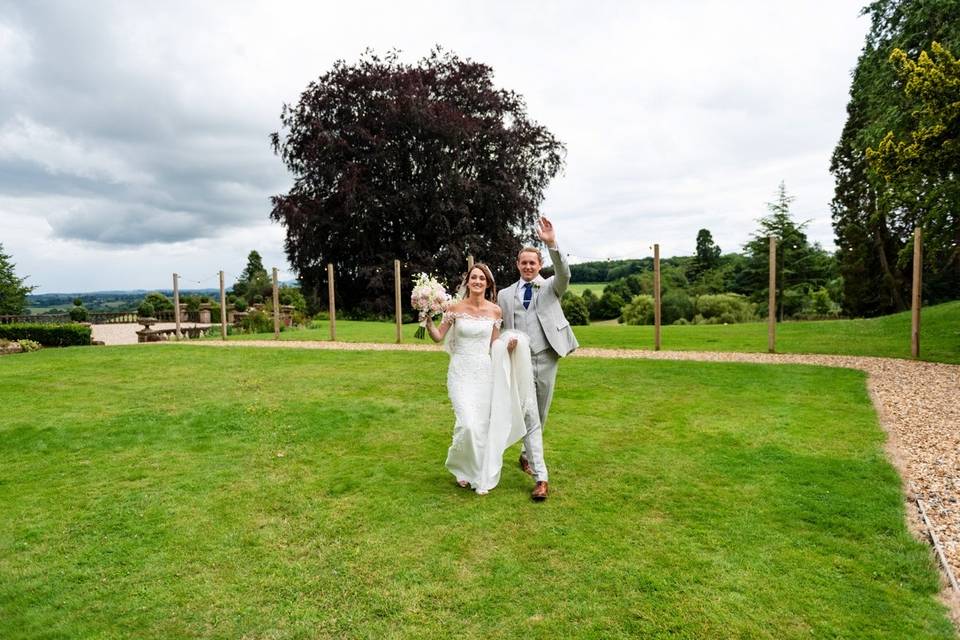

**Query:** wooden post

left=272, top=267, right=280, bottom=340
left=219, top=270, right=227, bottom=340
left=653, top=244, right=661, bottom=351
left=173, top=272, right=181, bottom=340
left=327, top=263, right=336, bottom=341
left=911, top=228, right=922, bottom=358
left=467, top=255, right=474, bottom=272
left=394, top=259, right=402, bottom=344
left=768, top=237, right=776, bottom=353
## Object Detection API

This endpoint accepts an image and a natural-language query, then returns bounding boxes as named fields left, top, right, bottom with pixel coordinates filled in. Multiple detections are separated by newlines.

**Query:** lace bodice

left=444, top=313, right=502, bottom=357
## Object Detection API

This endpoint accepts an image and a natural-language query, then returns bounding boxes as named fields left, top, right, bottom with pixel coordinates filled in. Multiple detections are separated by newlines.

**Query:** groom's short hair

left=517, top=246, right=543, bottom=264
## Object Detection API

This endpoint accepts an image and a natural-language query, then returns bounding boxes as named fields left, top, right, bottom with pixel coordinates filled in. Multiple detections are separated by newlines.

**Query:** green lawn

left=566, top=282, right=607, bottom=296
left=0, top=346, right=954, bottom=638
left=574, top=299, right=960, bottom=363
left=224, top=301, right=960, bottom=364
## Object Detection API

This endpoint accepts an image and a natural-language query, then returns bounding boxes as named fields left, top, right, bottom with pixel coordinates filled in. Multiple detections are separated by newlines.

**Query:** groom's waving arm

left=537, top=216, right=570, bottom=297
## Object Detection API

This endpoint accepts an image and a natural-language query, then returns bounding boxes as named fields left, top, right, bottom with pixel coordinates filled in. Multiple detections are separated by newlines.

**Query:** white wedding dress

left=443, top=313, right=535, bottom=494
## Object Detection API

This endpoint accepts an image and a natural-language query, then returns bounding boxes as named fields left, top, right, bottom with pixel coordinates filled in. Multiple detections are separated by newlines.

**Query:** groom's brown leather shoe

left=519, top=454, right=533, bottom=476
left=531, top=481, right=548, bottom=501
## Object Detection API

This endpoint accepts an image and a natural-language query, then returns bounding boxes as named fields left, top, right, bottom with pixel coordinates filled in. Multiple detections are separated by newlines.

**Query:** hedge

left=0, top=323, right=92, bottom=347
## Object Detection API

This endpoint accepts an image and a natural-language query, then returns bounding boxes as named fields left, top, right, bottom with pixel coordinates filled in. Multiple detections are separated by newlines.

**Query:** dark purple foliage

left=270, top=48, right=565, bottom=316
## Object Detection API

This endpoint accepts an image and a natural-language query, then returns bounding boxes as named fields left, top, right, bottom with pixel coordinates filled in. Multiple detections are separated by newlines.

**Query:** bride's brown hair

left=462, top=263, right=497, bottom=301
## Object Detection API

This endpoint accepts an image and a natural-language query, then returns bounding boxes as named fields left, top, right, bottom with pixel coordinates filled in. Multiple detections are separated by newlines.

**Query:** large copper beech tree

left=269, top=48, right=565, bottom=316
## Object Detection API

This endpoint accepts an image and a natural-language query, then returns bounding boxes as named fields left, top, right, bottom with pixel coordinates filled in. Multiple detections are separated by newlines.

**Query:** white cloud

left=0, top=0, right=869, bottom=291
left=0, top=115, right=152, bottom=184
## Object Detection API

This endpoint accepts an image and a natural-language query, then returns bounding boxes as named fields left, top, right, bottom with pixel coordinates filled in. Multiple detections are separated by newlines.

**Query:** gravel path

left=152, top=339, right=960, bottom=621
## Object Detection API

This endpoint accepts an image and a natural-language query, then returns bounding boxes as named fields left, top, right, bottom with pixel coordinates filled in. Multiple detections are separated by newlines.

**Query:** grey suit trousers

left=519, top=348, right=558, bottom=482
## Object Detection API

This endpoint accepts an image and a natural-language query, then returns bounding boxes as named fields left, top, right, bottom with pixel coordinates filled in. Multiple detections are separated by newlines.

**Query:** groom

left=499, top=216, right=579, bottom=501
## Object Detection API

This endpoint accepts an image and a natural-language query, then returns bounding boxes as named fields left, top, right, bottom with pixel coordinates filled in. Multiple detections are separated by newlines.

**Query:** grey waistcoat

left=514, top=290, right=550, bottom=354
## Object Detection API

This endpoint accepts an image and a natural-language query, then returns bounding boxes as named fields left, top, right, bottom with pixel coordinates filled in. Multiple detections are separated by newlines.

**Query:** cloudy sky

left=1, top=0, right=869, bottom=293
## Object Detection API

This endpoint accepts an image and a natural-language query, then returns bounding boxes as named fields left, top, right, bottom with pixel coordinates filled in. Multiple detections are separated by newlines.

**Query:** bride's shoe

left=457, top=479, right=470, bottom=488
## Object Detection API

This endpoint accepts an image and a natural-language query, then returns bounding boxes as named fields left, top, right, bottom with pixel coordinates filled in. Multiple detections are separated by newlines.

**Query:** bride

left=424, top=263, right=535, bottom=495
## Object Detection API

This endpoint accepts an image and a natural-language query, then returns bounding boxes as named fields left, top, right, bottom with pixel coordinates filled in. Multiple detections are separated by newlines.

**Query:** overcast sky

left=0, top=0, right=869, bottom=293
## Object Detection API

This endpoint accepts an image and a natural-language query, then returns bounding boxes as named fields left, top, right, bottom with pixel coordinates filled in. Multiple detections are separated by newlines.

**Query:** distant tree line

left=561, top=182, right=839, bottom=326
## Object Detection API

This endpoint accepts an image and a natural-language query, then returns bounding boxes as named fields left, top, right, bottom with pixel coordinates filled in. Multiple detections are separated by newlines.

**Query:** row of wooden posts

left=175, top=229, right=925, bottom=357
left=170, top=268, right=284, bottom=341
left=325, top=232, right=926, bottom=357
left=766, top=229, right=923, bottom=357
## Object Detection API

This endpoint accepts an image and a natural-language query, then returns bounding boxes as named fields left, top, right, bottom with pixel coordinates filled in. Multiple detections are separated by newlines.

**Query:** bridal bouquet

left=411, top=272, right=452, bottom=339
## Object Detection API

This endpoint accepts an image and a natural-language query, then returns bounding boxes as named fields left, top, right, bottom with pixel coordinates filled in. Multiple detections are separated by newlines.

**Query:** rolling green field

left=566, top=282, right=607, bottom=296
left=0, top=346, right=954, bottom=638
left=225, top=301, right=960, bottom=364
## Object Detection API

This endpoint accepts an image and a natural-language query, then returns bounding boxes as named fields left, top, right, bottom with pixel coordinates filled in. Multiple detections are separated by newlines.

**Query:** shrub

left=241, top=309, right=273, bottom=334
left=561, top=292, right=590, bottom=326
left=581, top=289, right=598, bottom=308
left=811, top=288, right=832, bottom=315
left=17, top=339, right=41, bottom=352
left=279, top=287, right=308, bottom=314
left=233, top=297, right=248, bottom=312
left=309, top=318, right=325, bottom=330
left=781, top=287, right=808, bottom=319
left=590, top=291, right=626, bottom=320
left=69, top=305, right=88, bottom=322
left=291, top=310, right=309, bottom=326
left=603, top=280, right=633, bottom=302
left=0, top=339, right=20, bottom=354
left=673, top=317, right=690, bottom=325
left=138, top=301, right=155, bottom=318
left=621, top=294, right=655, bottom=325
left=143, top=292, right=174, bottom=313
left=0, top=323, right=91, bottom=346
left=694, top=294, right=755, bottom=324
left=184, top=295, right=201, bottom=312
left=661, top=290, right=694, bottom=324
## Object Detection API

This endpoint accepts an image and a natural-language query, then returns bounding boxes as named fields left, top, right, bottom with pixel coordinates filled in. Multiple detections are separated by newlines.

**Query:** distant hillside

left=26, top=282, right=298, bottom=314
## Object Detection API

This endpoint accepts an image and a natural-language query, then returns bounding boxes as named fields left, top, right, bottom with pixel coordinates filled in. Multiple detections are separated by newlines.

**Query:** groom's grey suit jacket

left=498, top=246, right=579, bottom=358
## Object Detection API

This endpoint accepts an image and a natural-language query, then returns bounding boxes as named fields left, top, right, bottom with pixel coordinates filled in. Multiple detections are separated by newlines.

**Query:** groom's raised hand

left=536, top=216, right=557, bottom=248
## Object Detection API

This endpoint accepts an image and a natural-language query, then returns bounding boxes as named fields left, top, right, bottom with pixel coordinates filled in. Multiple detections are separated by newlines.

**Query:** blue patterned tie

left=522, top=282, right=533, bottom=310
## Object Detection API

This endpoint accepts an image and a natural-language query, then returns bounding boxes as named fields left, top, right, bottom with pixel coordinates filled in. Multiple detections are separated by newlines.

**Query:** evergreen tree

left=688, top=228, right=721, bottom=281
left=0, top=243, right=36, bottom=315
left=867, top=41, right=960, bottom=302
left=830, top=0, right=960, bottom=316
left=740, top=183, right=834, bottom=320
left=234, top=250, right=271, bottom=299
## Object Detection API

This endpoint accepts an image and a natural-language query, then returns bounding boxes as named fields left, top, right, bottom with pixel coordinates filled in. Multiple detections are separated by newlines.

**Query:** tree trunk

left=873, top=223, right=907, bottom=312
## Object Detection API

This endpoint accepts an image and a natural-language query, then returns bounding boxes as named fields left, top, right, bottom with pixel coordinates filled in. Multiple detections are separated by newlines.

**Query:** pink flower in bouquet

left=411, top=273, right=451, bottom=338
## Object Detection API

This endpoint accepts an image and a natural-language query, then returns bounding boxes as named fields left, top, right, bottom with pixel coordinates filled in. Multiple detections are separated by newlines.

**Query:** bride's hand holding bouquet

left=411, top=272, right=452, bottom=339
